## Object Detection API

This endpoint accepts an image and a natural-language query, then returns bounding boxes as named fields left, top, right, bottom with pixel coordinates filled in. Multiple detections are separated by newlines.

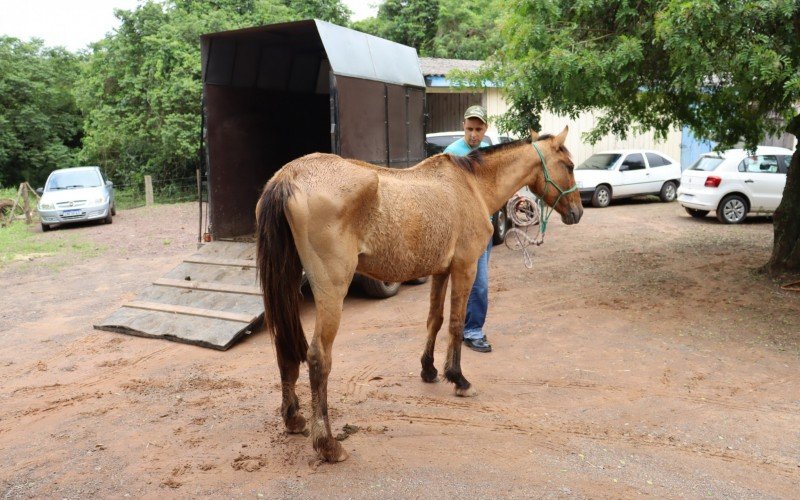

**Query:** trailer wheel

left=357, top=275, right=401, bottom=298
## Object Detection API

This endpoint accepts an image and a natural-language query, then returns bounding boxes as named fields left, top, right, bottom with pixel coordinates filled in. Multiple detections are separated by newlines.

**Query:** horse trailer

left=95, top=21, right=428, bottom=350
left=200, top=19, right=427, bottom=239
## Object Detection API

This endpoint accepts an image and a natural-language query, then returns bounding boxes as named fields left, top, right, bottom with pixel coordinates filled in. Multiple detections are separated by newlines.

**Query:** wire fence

left=113, top=175, right=207, bottom=210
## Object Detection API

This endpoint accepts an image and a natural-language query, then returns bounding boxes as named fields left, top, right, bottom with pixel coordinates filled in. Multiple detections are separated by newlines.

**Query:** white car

left=575, top=150, right=682, bottom=207
left=36, top=166, right=116, bottom=231
left=677, top=146, right=794, bottom=224
left=425, top=131, right=513, bottom=156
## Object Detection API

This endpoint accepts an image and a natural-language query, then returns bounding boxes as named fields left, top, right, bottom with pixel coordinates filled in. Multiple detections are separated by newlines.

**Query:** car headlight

left=94, top=197, right=106, bottom=204
left=39, top=202, right=55, bottom=210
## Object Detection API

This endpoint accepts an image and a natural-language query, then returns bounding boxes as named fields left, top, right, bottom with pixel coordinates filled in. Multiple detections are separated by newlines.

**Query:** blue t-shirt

left=443, top=137, right=490, bottom=157
left=443, top=137, right=493, bottom=221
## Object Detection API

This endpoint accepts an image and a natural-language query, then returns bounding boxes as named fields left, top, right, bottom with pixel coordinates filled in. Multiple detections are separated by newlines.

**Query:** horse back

left=277, top=153, right=492, bottom=282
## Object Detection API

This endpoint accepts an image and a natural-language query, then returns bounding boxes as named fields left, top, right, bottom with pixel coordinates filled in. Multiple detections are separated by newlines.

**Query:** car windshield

left=689, top=156, right=724, bottom=172
left=426, top=135, right=461, bottom=148
left=576, top=153, right=621, bottom=170
left=46, top=170, right=102, bottom=191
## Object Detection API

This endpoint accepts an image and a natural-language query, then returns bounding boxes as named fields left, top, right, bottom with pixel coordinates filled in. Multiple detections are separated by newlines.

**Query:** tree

left=76, top=0, right=349, bottom=185
left=352, top=0, right=501, bottom=60
left=492, top=0, right=800, bottom=276
left=428, top=0, right=502, bottom=60
left=286, top=0, right=351, bottom=25
left=0, top=37, right=83, bottom=187
left=351, top=0, right=439, bottom=54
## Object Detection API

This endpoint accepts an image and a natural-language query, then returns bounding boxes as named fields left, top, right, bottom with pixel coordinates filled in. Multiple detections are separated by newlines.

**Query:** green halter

left=531, top=142, right=578, bottom=241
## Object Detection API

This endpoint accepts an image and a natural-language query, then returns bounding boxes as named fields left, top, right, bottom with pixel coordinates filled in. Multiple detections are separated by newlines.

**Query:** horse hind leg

left=298, top=243, right=356, bottom=462
left=420, top=273, right=449, bottom=383
left=276, top=349, right=306, bottom=434
left=307, top=285, right=350, bottom=462
left=444, top=268, right=478, bottom=397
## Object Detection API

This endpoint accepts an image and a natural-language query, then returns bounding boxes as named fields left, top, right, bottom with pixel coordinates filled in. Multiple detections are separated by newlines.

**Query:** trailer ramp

left=95, top=241, right=264, bottom=350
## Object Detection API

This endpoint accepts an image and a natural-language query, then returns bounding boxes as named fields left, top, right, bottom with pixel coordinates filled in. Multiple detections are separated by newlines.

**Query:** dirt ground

left=1, top=199, right=799, bottom=498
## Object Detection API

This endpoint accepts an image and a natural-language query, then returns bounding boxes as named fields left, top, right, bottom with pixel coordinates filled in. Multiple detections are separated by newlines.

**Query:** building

left=420, top=57, right=683, bottom=165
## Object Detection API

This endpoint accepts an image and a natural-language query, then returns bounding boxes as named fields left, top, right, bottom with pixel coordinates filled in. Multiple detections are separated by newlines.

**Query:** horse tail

left=256, top=178, right=308, bottom=364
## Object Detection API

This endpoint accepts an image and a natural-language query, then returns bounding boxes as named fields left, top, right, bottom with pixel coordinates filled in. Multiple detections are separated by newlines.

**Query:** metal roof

left=201, top=20, right=424, bottom=90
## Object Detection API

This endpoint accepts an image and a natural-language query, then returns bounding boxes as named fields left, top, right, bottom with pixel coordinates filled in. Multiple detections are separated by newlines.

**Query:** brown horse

left=255, top=127, right=582, bottom=462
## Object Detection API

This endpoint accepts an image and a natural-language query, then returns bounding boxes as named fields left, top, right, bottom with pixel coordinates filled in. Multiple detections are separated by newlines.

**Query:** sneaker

left=463, top=337, right=492, bottom=353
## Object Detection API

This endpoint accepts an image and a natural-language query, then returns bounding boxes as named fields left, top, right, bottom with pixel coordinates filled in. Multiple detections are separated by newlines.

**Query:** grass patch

left=0, top=186, right=18, bottom=199
left=0, top=220, right=105, bottom=269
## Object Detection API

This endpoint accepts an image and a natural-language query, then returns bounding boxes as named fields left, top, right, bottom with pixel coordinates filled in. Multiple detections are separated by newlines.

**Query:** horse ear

left=529, top=129, right=539, bottom=141
left=553, top=125, right=569, bottom=148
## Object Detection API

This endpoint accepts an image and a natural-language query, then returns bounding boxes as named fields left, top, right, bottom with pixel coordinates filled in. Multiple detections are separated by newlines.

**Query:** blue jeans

left=464, top=238, right=492, bottom=341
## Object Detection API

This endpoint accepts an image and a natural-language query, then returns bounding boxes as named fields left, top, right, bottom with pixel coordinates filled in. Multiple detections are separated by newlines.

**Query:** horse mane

left=447, top=136, right=533, bottom=173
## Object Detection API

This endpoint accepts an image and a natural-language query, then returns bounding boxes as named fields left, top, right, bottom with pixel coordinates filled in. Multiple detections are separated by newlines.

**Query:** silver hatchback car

left=37, top=166, right=116, bottom=231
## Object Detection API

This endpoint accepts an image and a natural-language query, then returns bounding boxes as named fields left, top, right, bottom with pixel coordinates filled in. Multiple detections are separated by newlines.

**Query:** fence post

left=144, top=175, right=154, bottom=206
left=21, top=183, right=32, bottom=224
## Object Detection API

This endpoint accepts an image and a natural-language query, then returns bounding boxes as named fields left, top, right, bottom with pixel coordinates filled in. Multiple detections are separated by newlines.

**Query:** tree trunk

left=764, top=114, right=800, bottom=276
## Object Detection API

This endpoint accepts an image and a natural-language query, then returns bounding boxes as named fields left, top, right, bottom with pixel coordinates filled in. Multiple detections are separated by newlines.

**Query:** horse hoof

left=420, top=369, right=438, bottom=383
left=455, top=386, right=478, bottom=397
left=285, top=414, right=307, bottom=434
left=318, top=441, right=349, bottom=463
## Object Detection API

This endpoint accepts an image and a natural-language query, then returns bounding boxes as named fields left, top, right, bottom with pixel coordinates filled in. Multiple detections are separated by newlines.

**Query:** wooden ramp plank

left=95, top=241, right=264, bottom=350
left=162, top=262, right=258, bottom=287
left=134, top=284, right=262, bottom=313
left=95, top=308, right=262, bottom=351
left=183, top=256, right=256, bottom=268
left=154, top=278, right=261, bottom=295
left=123, top=300, right=255, bottom=323
left=196, top=240, right=254, bottom=259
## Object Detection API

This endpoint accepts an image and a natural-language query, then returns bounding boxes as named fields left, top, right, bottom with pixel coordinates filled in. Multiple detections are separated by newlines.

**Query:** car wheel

left=358, top=275, right=401, bottom=299
left=684, top=207, right=709, bottom=219
left=591, top=185, right=611, bottom=208
left=104, top=210, right=113, bottom=224
left=659, top=181, right=677, bottom=202
left=492, top=207, right=509, bottom=245
left=41, top=222, right=51, bottom=232
left=716, top=194, right=748, bottom=224
left=111, top=203, right=117, bottom=216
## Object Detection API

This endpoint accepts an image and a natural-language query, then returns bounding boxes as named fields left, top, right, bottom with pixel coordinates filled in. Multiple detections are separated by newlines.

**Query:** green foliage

left=76, top=0, right=349, bottom=186
left=0, top=37, right=84, bottom=187
left=428, top=0, right=502, bottom=60
left=352, top=0, right=440, bottom=54
left=492, top=0, right=800, bottom=149
left=286, top=0, right=351, bottom=25
left=352, top=0, right=502, bottom=60
left=0, top=187, right=17, bottom=199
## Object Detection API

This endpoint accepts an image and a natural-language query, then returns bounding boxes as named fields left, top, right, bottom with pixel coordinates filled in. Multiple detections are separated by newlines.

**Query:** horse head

left=529, top=126, right=583, bottom=225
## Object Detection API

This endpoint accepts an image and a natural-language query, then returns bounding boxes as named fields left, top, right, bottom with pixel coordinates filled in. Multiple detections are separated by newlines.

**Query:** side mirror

left=106, top=180, right=113, bottom=187
left=619, top=164, right=629, bottom=172
left=36, top=187, right=44, bottom=195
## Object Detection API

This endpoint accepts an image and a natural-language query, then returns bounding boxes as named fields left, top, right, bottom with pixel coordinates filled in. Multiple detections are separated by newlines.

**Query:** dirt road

left=1, top=200, right=799, bottom=498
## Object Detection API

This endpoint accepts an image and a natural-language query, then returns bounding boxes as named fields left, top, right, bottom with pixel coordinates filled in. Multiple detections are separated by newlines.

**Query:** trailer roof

left=201, top=19, right=424, bottom=89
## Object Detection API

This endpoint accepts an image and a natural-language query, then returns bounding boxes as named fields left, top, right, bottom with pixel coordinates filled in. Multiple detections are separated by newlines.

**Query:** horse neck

left=473, top=143, right=539, bottom=214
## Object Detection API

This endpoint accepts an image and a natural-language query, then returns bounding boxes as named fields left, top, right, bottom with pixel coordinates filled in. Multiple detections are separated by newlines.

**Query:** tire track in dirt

left=355, top=372, right=800, bottom=479
left=367, top=399, right=799, bottom=479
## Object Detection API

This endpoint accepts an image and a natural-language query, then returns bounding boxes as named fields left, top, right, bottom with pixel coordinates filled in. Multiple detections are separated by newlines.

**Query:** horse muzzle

left=561, top=205, right=583, bottom=225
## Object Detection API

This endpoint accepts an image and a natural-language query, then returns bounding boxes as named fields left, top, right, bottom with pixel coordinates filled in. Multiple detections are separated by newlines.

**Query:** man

left=443, top=105, right=493, bottom=353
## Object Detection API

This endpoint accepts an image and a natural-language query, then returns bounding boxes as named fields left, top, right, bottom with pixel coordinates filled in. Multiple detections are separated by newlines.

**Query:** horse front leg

left=444, top=267, right=479, bottom=397
left=308, top=291, right=349, bottom=462
left=420, top=273, right=449, bottom=383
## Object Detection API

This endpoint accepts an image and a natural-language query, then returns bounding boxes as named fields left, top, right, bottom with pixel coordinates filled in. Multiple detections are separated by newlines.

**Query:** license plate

left=62, top=209, right=81, bottom=216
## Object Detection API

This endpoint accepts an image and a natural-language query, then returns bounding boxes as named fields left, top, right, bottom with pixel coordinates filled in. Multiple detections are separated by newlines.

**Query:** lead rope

left=505, top=142, right=578, bottom=268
